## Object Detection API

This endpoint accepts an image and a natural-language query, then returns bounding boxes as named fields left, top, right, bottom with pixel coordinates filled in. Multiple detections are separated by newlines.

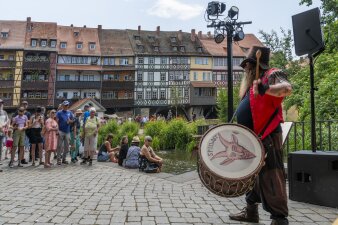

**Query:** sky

left=1, top=0, right=322, bottom=45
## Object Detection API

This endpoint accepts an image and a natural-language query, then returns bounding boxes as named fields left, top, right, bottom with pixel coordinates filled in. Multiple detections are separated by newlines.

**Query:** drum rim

left=198, top=123, right=265, bottom=181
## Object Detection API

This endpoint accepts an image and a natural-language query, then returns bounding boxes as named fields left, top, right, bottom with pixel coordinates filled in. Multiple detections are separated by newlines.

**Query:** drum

left=198, top=123, right=265, bottom=197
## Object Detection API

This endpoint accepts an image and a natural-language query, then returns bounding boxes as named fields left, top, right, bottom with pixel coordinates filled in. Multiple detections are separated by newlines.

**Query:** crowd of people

left=0, top=99, right=163, bottom=173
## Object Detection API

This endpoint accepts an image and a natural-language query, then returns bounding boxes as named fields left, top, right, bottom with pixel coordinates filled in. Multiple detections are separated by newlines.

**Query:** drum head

left=199, top=124, right=264, bottom=180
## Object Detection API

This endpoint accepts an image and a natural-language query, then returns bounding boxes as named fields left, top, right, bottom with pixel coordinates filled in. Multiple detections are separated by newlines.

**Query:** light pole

left=205, top=2, right=251, bottom=121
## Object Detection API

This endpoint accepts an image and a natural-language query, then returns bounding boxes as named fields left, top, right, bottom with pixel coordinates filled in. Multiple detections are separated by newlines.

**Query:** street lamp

left=205, top=2, right=251, bottom=121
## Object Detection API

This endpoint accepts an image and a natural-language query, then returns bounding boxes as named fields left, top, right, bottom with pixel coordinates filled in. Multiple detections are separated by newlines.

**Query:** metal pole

left=309, top=54, right=316, bottom=152
left=226, top=25, right=234, bottom=122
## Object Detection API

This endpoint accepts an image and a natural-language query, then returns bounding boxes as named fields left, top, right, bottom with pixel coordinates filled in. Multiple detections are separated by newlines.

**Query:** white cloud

left=147, top=0, right=204, bottom=20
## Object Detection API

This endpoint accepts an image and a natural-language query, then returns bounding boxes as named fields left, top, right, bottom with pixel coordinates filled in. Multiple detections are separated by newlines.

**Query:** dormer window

left=134, top=35, right=140, bottom=40
left=40, top=39, right=47, bottom=47
left=148, top=36, right=155, bottom=42
left=76, top=42, right=83, bottom=49
left=31, top=39, right=37, bottom=47
left=1, top=32, right=8, bottom=38
left=170, top=37, right=177, bottom=43
left=50, top=40, right=57, bottom=48
left=60, top=42, right=67, bottom=49
left=153, top=46, right=159, bottom=52
left=172, top=46, right=178, bottom=51
left=180, top=46, right=185, bottom=52
left=197, top=47, right=203, bottom=53
left=137, top=44, right=144, bottom=51
left=89, top=42, right=96, bottom=50
left=74, top=30, right=80, bottom=37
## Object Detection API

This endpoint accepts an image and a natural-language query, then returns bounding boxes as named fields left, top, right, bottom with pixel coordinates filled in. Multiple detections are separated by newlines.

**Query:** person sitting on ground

left=124, top=136, right=141, bottom=168
left=97, top=134, right=120, bottom=162
left=139, top=136, right=163, bottom=173
left=118, top=136, right=129, bottom=166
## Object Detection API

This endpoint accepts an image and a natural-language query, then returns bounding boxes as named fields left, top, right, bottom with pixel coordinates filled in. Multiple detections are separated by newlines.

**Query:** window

left=148, top=72, right=154, bottom=81
left=146, top=91, right=152, bottom=100
left=103, top=57, right=114, bottom=65
left=160, top=72, right=166, bottom=81
left=203, top=72, right=206, bottom=81
left=0, top=55, right=4, bottom=60
left=161, top=57, right=167, bottom=64
left=128, top=92, right=133, bottom=98
left=120, top=58, right=128, bottom=65
left=88, top=92, right=96, bottom=98
left=74, top=31, right=79, bottom=37
left=134, top=35, right=140, bottom=40
left=40, top=39, right=47, bottom=47
left=124, top=91, right=128, bottom=98
left=233, top=57, right=243, bottom=66
left=50, top=40, right=57, bottom=48
left=102, top=92, right=118, bottom=99
left=169, top=72, right=174, bottom=80
left=160, top=90, right=166, bottom=99
left=153, top=46, right=159, bottom=52
left=148, top=36, right=155, bottom=42
left=73, top=92, right=79, bottom=98
left=65, top=75, right=70, bottom=81
left=197, top=47, right=203, bottom=53
left=60, top=42, right=67, bottom=49
left=138, top=57, right=144, bottom=64
left=1, top=32, right=8, bottom=38
left=172, top=46, right=178, bottom=51
left=152, top=91, right=157, bottom=99
left=28, top=92, right=35, bottom=99
left=41, top=92, right=48, bottom=99
left=89, top=42, right=96, bottom=50
left=124, top=75, right=129, bottom=81
left=170, top=37, right=176, bottom=43
left=184, top=88, right=189, bottom=97
left=195, top=57, right=208, bottom=65
left=114, top=74, right=119, bottom=80
left=76, top=42, right=83, bottom=49
left=180, top=46, right=185, bottom=52
left=31, top=39, right=37, bottom=47
left=137, top=72, right=143, bottom=81
left=103, top=74, right=114, bottom=80
left=35, top=92, right=41, bottom=99
left=149, top=57, right=155, bottom=64
left=137, top=45, right=144, bottom=51
left=194, top=72, right=198, bottom=81
left=137, top=92, right=143, bottom=100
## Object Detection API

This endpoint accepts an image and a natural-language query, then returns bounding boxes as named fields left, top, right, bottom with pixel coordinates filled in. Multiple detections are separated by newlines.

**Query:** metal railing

left=284, top=120, right=337, bottom=153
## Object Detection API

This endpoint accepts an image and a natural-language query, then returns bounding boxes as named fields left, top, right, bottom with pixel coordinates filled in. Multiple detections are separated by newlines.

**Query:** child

left=5, top=129, right=13, bottom=160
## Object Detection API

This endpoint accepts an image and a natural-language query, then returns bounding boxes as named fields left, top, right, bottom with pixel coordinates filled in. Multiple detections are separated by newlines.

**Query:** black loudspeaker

left=288, top=150, right=338, bottom=208
left=292, top=7, right=325, bottom=56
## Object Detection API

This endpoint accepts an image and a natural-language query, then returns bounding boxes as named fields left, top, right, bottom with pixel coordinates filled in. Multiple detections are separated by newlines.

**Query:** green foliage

left=117, top=121, right=139, bottom=146
left=144, top=120, right=166, bottom=138
left=300, top=0, right=338, bottom=25
left=216, top=85, right=240, bottom=123
left=98, top=119, right=119, bottom=146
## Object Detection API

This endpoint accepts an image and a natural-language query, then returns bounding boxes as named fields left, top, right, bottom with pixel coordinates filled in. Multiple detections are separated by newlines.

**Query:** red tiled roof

left=0, top=20, right=26, bottom=49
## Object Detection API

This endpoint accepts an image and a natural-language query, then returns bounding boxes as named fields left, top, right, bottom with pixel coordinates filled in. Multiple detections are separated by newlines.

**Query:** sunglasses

left=19, top=110, right=24, bottom=113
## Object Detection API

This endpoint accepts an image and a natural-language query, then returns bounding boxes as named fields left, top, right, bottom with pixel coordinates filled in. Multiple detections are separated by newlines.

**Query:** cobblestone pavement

left=0, top=161, right=337, bottom=225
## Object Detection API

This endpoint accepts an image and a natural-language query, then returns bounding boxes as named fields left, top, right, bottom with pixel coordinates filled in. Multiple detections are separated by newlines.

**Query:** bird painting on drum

left=211, top=133, right=256, bottom=166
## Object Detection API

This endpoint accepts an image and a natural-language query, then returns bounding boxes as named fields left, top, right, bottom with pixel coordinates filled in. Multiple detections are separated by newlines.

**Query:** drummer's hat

left=240, top=46, right=270, bottom=70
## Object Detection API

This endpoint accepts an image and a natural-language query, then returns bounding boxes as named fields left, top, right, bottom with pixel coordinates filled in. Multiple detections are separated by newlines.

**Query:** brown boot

left=229, top=203, right=259, bottom=223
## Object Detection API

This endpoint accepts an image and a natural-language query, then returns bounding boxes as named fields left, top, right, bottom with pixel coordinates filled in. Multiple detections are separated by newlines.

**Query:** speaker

left=292, top=8, right=325, bottom=56
left=288, top=150, right=338, bottom=208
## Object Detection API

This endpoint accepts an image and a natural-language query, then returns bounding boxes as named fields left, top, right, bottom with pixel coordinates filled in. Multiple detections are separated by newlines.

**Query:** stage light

left=234, top=28, right=245, bottom=41
left=207, top=1, right=226, bottom=16
left=228, top=6, right=239, bottom=19
left=214, top=33, right=225, bottom=43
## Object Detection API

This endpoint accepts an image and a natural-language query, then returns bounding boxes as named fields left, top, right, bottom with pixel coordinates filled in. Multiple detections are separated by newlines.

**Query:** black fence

left=284, top=120, right=337, bottom=155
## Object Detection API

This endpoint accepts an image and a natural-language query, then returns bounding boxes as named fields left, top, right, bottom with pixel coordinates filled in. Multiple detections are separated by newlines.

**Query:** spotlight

left=214, top=33, right=225, bottom=43
left=228, top=6, right=239, bottom=19
left=207, top=1, right=226, bottom=16
left=233, top=28, right=245, bottom=41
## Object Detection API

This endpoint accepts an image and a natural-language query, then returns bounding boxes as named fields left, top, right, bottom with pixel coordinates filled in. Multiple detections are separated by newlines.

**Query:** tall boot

left=229, top=203, right=259, bottom=223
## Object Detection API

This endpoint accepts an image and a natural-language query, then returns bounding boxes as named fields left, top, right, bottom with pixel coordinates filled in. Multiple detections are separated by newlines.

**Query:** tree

left=216, top=84, right=240, bottom=123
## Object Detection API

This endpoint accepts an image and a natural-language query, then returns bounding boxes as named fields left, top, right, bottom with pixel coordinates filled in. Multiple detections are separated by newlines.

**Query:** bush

left=117, top=121, right=139, bottom=146
left=98, top=119, right=119, bottom=146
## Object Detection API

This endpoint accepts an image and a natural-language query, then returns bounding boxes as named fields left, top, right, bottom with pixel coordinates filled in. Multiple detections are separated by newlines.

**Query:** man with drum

left=229, top=46, right=292, bottom=225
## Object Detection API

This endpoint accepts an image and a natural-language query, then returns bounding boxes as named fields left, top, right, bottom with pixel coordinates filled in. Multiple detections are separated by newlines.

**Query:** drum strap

left=258, top=108, right=279, bottom=138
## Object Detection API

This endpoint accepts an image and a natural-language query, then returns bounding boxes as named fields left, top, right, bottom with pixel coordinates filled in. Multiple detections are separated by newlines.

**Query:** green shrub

left=144, top=120, right=166, bottom=138
left=117, top=122, right=139, bottom=146
left=98, top=119, right=119, bottom=146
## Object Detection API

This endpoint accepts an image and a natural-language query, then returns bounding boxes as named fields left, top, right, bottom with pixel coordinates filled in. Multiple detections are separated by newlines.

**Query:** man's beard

left=239, top=69, right=255, bottom=99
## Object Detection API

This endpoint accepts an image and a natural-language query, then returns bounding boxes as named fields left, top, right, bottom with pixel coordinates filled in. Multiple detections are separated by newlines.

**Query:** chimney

left=26, top=17, right=31, bottom=23
left=207, top=31, right=211, bottom=37
left=70, top=24, right=73, bottom=27
left=191, top=29, right=196, bottom=42
left=178, top=30, right=183, bottom=42
left=98, top=25, right=102, bottom=30
left=84, top=25, right=86, bottom=28
left=138, top=25, right=141, bottom=34
left=198, top=31, right=202, bottom=39
left=156, top=26, right=160, bottom=36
